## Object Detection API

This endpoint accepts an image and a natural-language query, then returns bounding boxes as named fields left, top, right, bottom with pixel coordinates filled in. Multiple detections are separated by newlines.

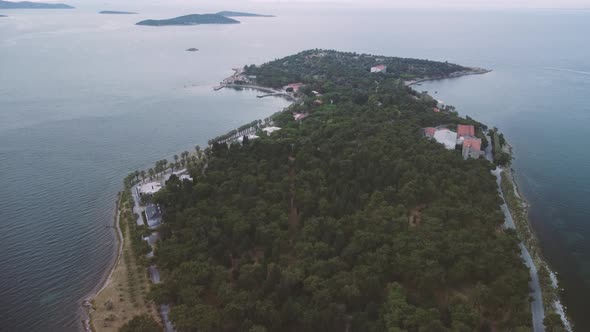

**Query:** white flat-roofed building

left=179, top=174, right=193, bottom=182
left=262, top=127, right=281, bottom=135
left=433, top=129, right=458, bottom=150
left=237, top=134, right=259, bottom=143
left=137, top=182, right=162, bottom=196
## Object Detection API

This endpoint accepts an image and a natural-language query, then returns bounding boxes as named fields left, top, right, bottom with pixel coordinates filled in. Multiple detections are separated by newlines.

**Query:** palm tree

left=134, top=170, right=140, bottom=182
left=148, top=168, right=154, bottom=180
left=195, top=145, right=201, bottom=155
left=140, top=170, right=146, bottom=182
left=174, top=154, right=179, bottom=164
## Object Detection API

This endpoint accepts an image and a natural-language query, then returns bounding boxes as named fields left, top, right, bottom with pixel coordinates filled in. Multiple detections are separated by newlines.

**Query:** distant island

left=136, top=14, right=239, bottom=26
left=0, top=0, right=73, bottom=9
left=186, top=48, right=199, bottom=52
left=0, top=14, right=6, bottom=17
left=216, top=11, right=274, bottom=17
left=99, top=11, right=137, bottom=15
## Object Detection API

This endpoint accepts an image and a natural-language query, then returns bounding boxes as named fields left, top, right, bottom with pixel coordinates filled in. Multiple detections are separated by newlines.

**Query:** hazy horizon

left=11, top=0, right=590, bottom=10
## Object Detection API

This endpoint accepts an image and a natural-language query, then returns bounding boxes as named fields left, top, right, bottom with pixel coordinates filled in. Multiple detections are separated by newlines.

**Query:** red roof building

left=285, top=83, right=304, bottom=93
left=370, top=65, right=387, bottom=73
left=433, top=108, right=440, bottom=113
left=457, top=124, right=475, bottom=138
left=462, top=137, right=482, bottom=159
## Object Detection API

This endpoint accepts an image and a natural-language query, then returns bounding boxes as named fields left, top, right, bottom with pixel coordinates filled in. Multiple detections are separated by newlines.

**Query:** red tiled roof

left=457, top=124, right=475, bottom=137
left=424, top=127, right=436, bottom=136
left=433, top=108, right=440, bottom=113
left=464, top=137, right=481, bottom=151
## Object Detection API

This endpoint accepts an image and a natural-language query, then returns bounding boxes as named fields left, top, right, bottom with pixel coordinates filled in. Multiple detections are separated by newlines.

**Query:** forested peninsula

left=216, top=11, right=274, bottom=17
left=0, top=0, right=72, bottom=9
left=99, top=11, right=137, bottom=15
left=134, top=50, right=540, bottom=331
left=136, top=14, right=239, bottom=26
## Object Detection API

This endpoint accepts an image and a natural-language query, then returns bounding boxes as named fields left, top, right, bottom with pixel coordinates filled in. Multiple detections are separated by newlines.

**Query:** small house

left=462, top=137, right=482, bottom=159
left=370, top=65, right=387, bottom=73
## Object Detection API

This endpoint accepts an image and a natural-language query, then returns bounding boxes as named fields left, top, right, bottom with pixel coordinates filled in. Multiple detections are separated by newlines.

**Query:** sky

left=23, top=0, right=590, bottom=9
left=245, top=0, right=590, bottom=8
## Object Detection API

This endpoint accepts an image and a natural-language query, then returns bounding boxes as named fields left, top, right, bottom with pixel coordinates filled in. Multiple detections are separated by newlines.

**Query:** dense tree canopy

left=149, top=50, right=531, bottom=331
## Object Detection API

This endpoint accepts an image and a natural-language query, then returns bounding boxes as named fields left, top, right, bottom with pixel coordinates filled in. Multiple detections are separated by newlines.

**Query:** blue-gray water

left=1, top=4, right=589, bottom=331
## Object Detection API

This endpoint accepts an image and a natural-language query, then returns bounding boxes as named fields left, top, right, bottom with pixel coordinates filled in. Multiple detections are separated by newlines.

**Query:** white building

left=371, top=65, right=387, bottom=73
left=433, top=129, right=458, bottom=150
left=237, top=134, right=259, bottom=143
left=262, top=127, right=281, bottom=135
left=137, top=182, right=162, bottom=196
left=179, top=174, right=193, bottom=182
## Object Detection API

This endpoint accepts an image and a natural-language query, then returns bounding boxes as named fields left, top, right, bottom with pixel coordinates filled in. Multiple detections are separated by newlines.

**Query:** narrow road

left=489, top=153, right=545, bottom=331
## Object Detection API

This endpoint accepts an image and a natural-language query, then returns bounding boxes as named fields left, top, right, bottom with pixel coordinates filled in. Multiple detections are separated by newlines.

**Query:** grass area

left=89, top=193, right=159, bottom=331
left=500, top=170, right=559, bottom=314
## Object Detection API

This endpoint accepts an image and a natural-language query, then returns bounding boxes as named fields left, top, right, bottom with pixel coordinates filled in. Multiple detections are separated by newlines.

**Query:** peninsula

left=216, top=10, right=274, bottom=17
left=0, top=14, right=6, bottom=17
left=93, top=49, right=572, bottom=331
left=136, top=14, right=239, bottom=26
left=99, top=10, right=137, bottom=15
left=0, top=0, right=73, bottom=9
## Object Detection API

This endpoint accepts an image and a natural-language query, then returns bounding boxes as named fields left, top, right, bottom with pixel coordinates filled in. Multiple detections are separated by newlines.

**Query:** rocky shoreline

left=405, top=67, right=491, bottom=86
left=501, top=165, right=573, bottom=331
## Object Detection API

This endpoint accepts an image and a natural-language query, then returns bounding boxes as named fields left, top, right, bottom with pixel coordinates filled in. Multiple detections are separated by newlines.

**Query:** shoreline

left=502, top=164, right=573, bottom=331
left=80, top=194, right=123, bottom=331
left=405, top=67, right=491, bottom=86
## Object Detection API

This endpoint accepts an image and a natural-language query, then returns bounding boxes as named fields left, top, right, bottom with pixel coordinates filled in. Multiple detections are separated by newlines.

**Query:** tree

left=119, top=314, right=160, bottom=332
left=544, top=313, right=566, bottom=332
left=140, top=170, right=146, bottom=182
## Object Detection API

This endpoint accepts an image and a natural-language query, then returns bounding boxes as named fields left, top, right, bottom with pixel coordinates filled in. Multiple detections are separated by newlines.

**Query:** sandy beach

left=85, top=192, right=159, bottom=331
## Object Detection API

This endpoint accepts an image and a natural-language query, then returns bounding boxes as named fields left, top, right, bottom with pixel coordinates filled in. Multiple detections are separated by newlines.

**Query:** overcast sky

left=32, top=0, right=590, bottom=10
left=176, top=0, right=590, bottom=9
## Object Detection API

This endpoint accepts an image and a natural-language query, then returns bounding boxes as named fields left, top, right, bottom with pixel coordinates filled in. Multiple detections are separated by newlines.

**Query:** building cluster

left=424, top=124, right=482, bottom=160
left=136, top=169, right=193, bottom=229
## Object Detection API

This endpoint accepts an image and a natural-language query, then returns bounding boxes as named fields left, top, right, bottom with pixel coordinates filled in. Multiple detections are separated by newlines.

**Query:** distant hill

left=99, top=11, right=137, bottom=15
left=0, top=14, right=6, bottom=16
left=216, top=11, right=274, bottom=17
left=137, top=14, right=239, bottom=26
left=0, top=1, right=73, bottom=9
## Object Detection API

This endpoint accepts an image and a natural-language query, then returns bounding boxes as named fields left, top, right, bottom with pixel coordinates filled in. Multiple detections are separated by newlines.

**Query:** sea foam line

left=550, top=271, right=574, bottom=332
left=544, top=67, right=590, bottom=76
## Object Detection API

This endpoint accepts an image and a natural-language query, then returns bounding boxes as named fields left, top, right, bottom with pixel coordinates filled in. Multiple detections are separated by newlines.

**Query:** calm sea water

left=0, top=3, right=589, bottom=331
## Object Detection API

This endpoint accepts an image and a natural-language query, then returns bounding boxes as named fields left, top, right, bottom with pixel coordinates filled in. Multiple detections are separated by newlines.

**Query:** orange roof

left=433, top=108, right=440, bottom=113
left=457, top=124, right=475, bottom=137
left=464, top=137, right=481, bottom=151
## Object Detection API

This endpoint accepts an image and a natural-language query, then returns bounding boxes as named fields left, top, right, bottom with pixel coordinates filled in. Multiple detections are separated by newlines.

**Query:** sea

left=0, top=2, right=589, bottom=331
